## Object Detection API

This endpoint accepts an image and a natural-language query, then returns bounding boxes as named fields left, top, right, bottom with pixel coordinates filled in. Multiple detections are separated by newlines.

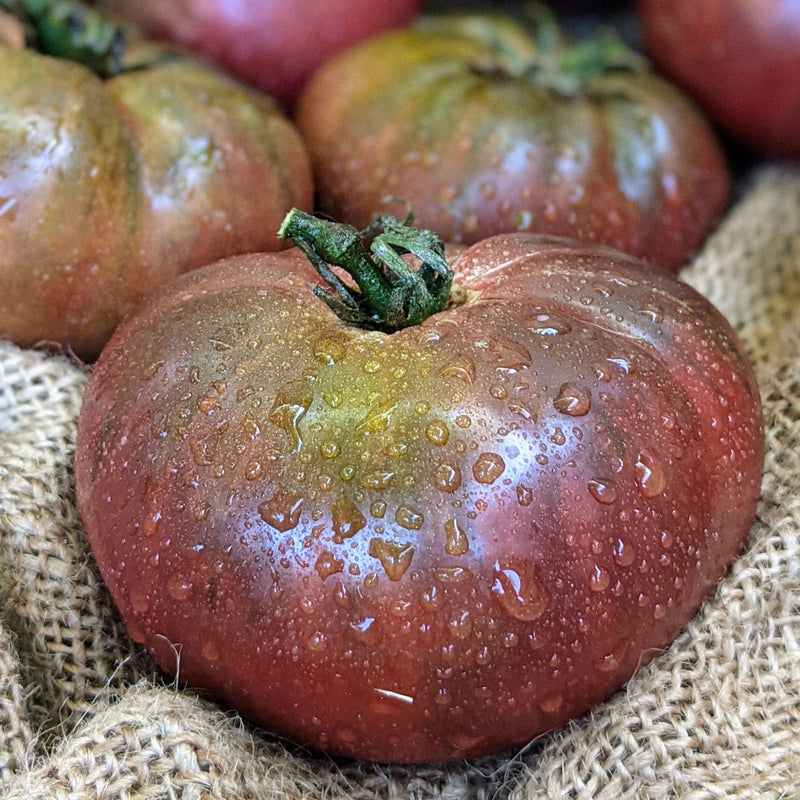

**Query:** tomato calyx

left=424, top=5, right=646, bottom=97
left=278, top=208, right=454, bottom=332
left=1, top=0, right=124, bottom=77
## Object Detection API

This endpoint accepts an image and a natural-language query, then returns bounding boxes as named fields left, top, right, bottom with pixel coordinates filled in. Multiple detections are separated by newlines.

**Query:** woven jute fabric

left=1, top=164, right=798, bottom=799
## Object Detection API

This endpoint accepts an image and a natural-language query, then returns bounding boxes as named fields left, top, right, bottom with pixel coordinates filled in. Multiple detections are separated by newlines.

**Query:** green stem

left=278, top=209, right=453, bottom=332
left=0, top=0, right=124, bottom=77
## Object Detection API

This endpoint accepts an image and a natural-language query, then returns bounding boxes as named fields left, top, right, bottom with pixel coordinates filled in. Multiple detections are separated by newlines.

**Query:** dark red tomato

left=0, top=22, right=312, bottom=358
left=105, top=0, right=422, bottom=108
left=295, top=11, right=731, bottom=273
left=638, top=0, right=800, bottom=158
left=75, top=212, right=763, bottom=764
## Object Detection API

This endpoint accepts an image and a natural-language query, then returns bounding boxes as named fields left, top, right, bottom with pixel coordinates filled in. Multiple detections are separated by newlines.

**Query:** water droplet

left=425, top=420, right=450, bottom=446
left=529, top=313, right=572, bottom=336
left=514, top=484, right=534, bottom=507
left=634, top=449, right=666, bottom=497
left=244, top=460, right=263, bottom=481
left=269, top=380, right=313, bottom=451
left=189, top=422, right=228, bottom=467
left=539, top=694, right=563, bottom=714
left=439, top=356, right=476, bottom=384
left=141, top=360, right=165, bottom=381
left=331, top=497, right=366, bottom=543
left=369, top=538, right=415, bottom=581
left=320, top=441, right=340, bottom=459
left=258, top=489, right=303, bottom=532
left=444, top=518, right=469, bottom=555
left=307, top=549, right=342, bottom=583
left=312, top=338, right=346, bottom=365
left=613, top=539, right=635, bottom=567
left=370, top=499, right=387, bottom=519
left=589, top=565, right=611, bottom=592
left=129, top=587, right=151, bottom=614
left=435, top=463, right=462, bottom=493
left=421, top=585, right=442, bottom=611
left=448, top=610, right=473, bottom=639
left=360, top=470, right=396, bottom=490
left=323, top=392, right=342, bottom=408
left=473, top=452, right=505, bottom=485
left=491, top=560, right=550, bottom=621
left=588, top=478, right=617, bottom=504
left=349, top=616, right=383, bottom=645
left=554, top=382, right=591, bottom=416
left=166, top=577, right=192, bottom=602
left=396, top=505, right=424, bottom=530
left=202, top=640, right=221, bottom=662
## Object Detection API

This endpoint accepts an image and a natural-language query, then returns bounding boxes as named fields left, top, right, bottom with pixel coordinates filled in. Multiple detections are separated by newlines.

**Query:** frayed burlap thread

left=1, top=164, right=798, bottom=799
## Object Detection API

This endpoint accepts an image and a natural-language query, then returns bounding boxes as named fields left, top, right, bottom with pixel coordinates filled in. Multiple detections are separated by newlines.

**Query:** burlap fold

left=1, top=164, right=798, bottom=799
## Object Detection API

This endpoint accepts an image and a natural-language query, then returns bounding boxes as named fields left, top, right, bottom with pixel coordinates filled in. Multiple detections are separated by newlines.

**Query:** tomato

left=294, top=10, right=730, bottom=274
left=637, top=0, right=800, bottom=158
left=104, top=0, right=422, bottom=108
left=75, top=210, right=763, bottom=764
left=0, top=3, right=313, bottom=358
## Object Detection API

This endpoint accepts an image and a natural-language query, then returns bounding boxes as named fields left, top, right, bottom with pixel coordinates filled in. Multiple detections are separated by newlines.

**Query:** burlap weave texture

left=1, top=164, right=798, bottom=799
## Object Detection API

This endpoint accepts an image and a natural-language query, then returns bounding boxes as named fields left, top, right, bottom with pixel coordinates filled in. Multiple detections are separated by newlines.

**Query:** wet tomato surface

left=295, top=10, right=730, bottom=273
left=75, top=217, right=763, bottom=763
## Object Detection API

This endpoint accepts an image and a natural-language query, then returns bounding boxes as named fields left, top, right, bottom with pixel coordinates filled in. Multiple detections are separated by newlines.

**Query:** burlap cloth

left=1, top=163, right=798, bottom=799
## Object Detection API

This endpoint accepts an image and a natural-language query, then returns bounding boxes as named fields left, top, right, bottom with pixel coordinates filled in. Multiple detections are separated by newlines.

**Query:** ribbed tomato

left=0, top=3, right=312, bottom=358
left=295, top=10, right=730, bottom=273
left=75, top=211, right=763, bottom=763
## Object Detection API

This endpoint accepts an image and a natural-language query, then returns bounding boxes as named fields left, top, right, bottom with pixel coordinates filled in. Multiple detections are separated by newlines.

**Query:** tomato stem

left=1, top=0, right=124, bottom=77
left=279, top=209, right=453, bottom=332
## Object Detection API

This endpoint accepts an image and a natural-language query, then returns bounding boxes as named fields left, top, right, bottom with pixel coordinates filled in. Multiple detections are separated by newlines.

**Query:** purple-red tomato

left=295, top=11, right=731, bottom=273
left=105, top=0, right=422, bottom=108
left=75, top=212, right=763, bottom=764
left=638, top=0, right=800, bottom=158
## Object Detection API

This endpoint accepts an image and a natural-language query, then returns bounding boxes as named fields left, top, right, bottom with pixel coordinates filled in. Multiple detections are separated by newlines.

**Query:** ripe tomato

left=295, top=10, right=730, bottom=274
left=637, top=0, right=800, bottom=158
left=0, top=7, right=312, bottom=358
left=104, top=0, right=422, bottom=108
left=75, top=212, right=763, bottom=764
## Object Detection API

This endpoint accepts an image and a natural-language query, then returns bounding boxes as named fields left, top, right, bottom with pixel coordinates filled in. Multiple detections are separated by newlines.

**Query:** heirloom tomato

left=0, top=0, right=312, bottom=358
left=638, top=0, right=800, bottom=158
left=104, top=0, right=422, bottom=108
left=295, top=8, right=730, bottom=273
left=75, top=210, right=763, bottom=764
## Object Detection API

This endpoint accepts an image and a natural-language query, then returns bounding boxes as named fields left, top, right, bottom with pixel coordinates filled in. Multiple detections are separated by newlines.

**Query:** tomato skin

left=0, top=42, right=312, bottom=358
left=74, top=233, right=763, bottom=764
left=105, top=0, right=422, bottom=107
left=638, top=0, right=800, bottom=158
left=295, top=14, right=730, bottom=274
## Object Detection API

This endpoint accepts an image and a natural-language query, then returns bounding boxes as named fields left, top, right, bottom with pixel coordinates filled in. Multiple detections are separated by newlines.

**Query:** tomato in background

left=104, top=0, right=422, bottom=107
left=295, top=10, right=731, bottom=274
left=638, top=0, right=800, bottom=158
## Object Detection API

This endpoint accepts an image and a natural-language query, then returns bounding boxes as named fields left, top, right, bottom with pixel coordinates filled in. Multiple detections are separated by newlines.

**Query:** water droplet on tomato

left=529, top=313, right=572, bottom=336
left=269, top=380, right=313, bottom=451
left=369, top=538, right=415, bottom=581
left=491, top=561, right=550, bottom=621
left=589, top=565, right=611, bottom=592
left=356, top=399, right=397, bottom=436
left=315, top=550, right=345, bottom=580
left=313, top=338, right=346, bottom=365
left=554, top=382, right=591, bottom=416
left=320, top=441, right=340, bottom=459
left=517, top=484, right=534, bottom=506
left=539, top=694, right=563, bottom=714
left=588, top=478, right=617, bottom=504
left=349, top=616, right=383, bottom=645
left=473, top=452, right=505, bottom=484
left=258, top=489, right=303, bottom=532
left=360, top=470, right=395, bottom=490
left=331, top=497, right=366, bottom=543
left=244, top=460, right=263, bottom=481
left=448, top=610, right=473, bottom=639
left=129, top=587, right=151, bottom=614
left=439, top=356, right=476, bottom=384
left=396, top=505, right=424, bottom=530
left=444, top=518, right=469, bottom=556
left=166, top=577, right=192, bottom=602
left=435, top=463, right=462, bottom=493
left=613, top=538, right=635, bottom=567
left=634, top=449, right=667, bottom=497
left=425, top=420, right=450, bottom=446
